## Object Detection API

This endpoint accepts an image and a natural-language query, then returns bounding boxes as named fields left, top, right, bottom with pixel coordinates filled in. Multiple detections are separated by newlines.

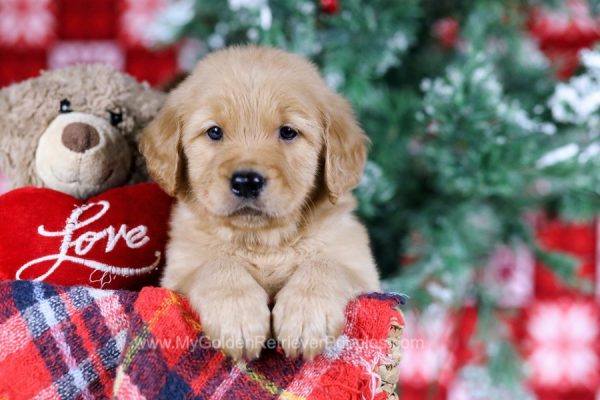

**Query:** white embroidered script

left=16, top=200, right=161, bottom=288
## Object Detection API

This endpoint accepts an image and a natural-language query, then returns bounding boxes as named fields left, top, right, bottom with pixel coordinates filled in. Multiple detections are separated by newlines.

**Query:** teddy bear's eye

left=109, top=111, right=123, bottom=126
left=59, top=99, right=72, bottom=114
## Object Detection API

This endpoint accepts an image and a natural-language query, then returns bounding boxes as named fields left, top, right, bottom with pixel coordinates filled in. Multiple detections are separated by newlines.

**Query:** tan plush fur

left=141, top=46, right=380, bottom=361
left=0, top=64, right=165, bottom=197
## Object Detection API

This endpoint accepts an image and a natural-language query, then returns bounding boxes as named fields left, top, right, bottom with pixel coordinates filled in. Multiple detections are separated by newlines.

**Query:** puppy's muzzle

left=230, top=170, right=265, bottom=198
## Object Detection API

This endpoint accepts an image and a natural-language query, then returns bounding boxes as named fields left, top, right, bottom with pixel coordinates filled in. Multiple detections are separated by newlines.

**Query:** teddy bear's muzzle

left=61, top=122, right=100, bottom=153
left=35, top=112, right=133, bottom=199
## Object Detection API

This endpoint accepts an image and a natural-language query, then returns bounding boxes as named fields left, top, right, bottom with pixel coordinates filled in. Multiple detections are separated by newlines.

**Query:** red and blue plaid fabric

left=0, top=280, right=137, bottom=399
left=0, top=281, right=405, bottom=399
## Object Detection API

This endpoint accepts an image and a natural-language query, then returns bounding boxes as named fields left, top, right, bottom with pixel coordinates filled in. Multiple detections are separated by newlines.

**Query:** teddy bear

left=0, top=64, right=165, bottom=199
left=0, top=64, right=173, bottom=289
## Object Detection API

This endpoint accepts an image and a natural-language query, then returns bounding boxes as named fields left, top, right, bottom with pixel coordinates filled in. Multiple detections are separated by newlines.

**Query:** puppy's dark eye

left=59, top=99, right=72, bottom=114
left=109, top=111, right=123, bottom=126
left=279, top=126, right=298, bottom=141
left=206, top=126, right=223, bottom=141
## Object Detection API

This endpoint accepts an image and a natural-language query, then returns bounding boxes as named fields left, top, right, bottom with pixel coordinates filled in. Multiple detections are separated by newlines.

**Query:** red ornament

left=534, top=214, right=597, bottom=299
left=0, top=183, right=173, bottom=289
left=433, top=17, right=460, bottom=48
left=528, top=0, right=600, bottom=79
left=321, top=0, right=339, bottom=15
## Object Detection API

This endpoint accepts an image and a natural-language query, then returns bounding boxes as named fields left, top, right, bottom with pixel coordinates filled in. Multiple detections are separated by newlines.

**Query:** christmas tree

left=148, top=0, right=600, bottom=397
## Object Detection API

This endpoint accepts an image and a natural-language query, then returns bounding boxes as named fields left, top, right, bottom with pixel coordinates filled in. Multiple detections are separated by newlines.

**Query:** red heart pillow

left=0, top=183, right=173, bottom=289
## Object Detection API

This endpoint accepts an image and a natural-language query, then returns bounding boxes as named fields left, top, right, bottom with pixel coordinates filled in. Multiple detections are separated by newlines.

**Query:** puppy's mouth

left=230, top=206, right=265, bottom=218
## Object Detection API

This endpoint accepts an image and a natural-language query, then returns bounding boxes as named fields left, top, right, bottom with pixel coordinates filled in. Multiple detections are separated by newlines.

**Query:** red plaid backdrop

left=400, top=217, right=600, bottom=400
left=1, top=1, right=600, bottom=399
left=0, top=0, right=178, bottom=88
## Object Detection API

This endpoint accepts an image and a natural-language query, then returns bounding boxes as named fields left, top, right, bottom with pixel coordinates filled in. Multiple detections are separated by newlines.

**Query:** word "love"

left=16, top=200, right=161, bottom=287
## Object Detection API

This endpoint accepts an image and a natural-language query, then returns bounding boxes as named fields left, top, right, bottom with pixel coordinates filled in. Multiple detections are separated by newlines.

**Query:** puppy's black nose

left=231, top=171, right=265, bottom=198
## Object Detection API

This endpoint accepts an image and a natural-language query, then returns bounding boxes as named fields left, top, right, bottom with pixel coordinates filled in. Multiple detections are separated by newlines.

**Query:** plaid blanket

left=0, top=281, right=405, bottom=400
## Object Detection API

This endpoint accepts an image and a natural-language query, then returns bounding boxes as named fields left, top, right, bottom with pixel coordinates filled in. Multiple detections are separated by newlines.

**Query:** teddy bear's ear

left=129, top=84, right=167, bottom=129
left=139, top=99, right=187, bottom=197
left=0, top=81, right=44, bottom=189
left=126, top=84, right=168, bottom=184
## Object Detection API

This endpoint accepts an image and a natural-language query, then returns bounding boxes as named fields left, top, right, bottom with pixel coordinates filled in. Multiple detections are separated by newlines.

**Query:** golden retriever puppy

left=140, top=46, right=380, bottom=361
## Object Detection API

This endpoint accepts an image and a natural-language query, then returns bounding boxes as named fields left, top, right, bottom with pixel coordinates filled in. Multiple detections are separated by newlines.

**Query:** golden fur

left=140, top=46, right=380, bottom=360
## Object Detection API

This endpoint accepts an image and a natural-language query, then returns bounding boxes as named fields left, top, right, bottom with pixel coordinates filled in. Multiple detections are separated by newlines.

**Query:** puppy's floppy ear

left=322, top=91, right=368, bottom=204
left=140, top=102, right=186, bottom=197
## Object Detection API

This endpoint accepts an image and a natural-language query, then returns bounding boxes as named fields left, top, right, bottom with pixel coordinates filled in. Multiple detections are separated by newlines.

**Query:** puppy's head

left=141, top=46, right=367, bottom=229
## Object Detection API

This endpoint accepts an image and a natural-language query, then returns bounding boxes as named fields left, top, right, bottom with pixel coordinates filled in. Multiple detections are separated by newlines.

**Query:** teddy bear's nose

left=61, top=122, right=100, bottom=153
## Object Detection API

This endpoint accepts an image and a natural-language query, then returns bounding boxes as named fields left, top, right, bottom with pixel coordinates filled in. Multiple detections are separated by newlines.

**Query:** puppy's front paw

left=191, top=291, right=270, bottom=361
left=273, top=289, right=346, bottom=360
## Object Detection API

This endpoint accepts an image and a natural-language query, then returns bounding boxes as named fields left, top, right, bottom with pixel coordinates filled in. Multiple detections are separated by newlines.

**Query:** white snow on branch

left=581, top=48, right=600, bottom=70
left=228, top=0, right=266, bottom=10
left=549, top=48, right=600, bottom=124
left=579, top=143, right=600, bottom=163
left=537, top=143, right=579, bottom=168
